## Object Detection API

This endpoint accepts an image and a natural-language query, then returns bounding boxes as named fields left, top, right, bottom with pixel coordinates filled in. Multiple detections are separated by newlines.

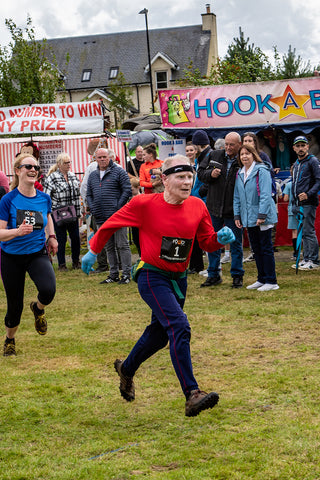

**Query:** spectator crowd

left=0, top=131, right=320, bottom=364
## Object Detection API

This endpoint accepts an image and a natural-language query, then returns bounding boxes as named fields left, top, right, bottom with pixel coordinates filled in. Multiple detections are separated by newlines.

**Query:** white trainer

left=257, top=283, right=280, bottom=291
left=220, top=254, right=230, bottom=264
left=246, top=281, right=264, bottom=290
left=199, top=270, right=208, bottom=277
left=299, top=261, right=319, bottom=270
left=291, top=259, right=307, bottom=269
left=243, top=253, right=255, bottom=263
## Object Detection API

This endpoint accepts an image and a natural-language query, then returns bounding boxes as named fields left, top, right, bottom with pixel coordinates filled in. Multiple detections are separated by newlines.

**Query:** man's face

left=135, top=146, right=144, bottom=162
left=96, top=149, right=110, bottom=171
left=225, top=133, right=241, bottom=158
left=293, top=142, right=309, bottom=159
left=162, top=161, right=194, bottom=204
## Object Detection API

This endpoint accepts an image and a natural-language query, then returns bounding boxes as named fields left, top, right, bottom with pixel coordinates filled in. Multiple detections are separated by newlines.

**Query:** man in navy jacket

left=196, top=131, right=244, bottom=288
left=292, top=136, right=320, bottom=270
left=87, top=148, right=132, bottom=283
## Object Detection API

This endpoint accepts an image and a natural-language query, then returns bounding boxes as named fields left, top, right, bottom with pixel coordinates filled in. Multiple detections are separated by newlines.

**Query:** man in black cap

left=292, top=135, right=320, bottom=270
left=194, top=130, right=244, bottom=288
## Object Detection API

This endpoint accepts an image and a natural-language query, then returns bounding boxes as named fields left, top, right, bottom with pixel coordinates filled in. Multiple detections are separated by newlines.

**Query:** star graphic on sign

left=270, top=85, right=310, bottom=120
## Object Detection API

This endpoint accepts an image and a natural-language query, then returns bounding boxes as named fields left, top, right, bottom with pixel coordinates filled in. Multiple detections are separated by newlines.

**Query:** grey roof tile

left=47, top=25, right=210, bottom=90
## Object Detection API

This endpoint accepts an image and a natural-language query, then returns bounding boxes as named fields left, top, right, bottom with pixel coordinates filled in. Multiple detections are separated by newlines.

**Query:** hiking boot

left=200, top=275, right=222, bottom=287
left=114, top=359, right=135, bottom=402
left=185, top=389, right=219, bottom=417
left=30, top=302, right=47, bottom=335
left=232, top=276, right=243, bottom=288
left=3, top=339, right=16, bottom=357
left=118, top=275, right=131, bottom=285
left=187, top=269, right=197, bottom=274
left=58, top=264, right=68, bottom=271
left=100, top=276, right=120, bottom=284
left=72, top=261, right=81, bottom=269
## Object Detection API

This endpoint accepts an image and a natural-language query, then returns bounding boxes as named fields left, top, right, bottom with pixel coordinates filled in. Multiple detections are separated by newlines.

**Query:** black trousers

left=1, top=247, right=56, bottom=328
left=131, top=227, right=141, bottom=256
left=188, top=237, right=204, bottom=272
left=53, top=218, right=80, bottom=267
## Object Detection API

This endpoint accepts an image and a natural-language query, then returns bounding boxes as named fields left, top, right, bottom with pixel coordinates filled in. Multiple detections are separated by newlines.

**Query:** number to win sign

left=0, top=101, right=104, bottom=135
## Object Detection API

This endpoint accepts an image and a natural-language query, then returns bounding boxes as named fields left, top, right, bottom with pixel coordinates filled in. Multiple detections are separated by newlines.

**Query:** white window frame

left=109, top=67, right=119, bottom=79
left=81, top=69, right=92, bottom=82
left=155, top=71, right=168, bottom=89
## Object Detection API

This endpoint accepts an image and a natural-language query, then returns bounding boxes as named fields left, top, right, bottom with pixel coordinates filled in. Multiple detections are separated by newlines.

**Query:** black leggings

left=1, top=247, right=56, bottom=328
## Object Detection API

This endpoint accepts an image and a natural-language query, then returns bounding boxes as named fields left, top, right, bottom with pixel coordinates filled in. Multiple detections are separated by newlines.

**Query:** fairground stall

left=158, top=77, right=320, bottom=245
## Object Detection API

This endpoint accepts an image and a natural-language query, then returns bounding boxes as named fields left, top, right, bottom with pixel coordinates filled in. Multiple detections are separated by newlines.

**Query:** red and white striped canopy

left=0, top=133, right=126, bottom=179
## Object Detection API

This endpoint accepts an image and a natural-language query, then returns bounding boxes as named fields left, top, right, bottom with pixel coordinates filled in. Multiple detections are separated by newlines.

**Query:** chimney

left=201, top=4, right=218, bottom=75
left=202, top=4, right=215, bottom=32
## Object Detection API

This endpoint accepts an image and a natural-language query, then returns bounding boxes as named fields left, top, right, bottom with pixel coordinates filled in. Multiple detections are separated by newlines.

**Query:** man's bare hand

left=211, top=168, right=221, bottom=178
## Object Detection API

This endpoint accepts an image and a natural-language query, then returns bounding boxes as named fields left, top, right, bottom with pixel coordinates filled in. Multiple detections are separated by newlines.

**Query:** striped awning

left=0, top=133, right=126, bottom=179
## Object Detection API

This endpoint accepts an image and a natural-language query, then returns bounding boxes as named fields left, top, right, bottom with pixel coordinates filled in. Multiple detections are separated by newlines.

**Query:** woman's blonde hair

left=47, top=152, right=71, bottom=176
left=10, top=153, right=39, bottom=190
left=108, top=149, right=116, bottom=161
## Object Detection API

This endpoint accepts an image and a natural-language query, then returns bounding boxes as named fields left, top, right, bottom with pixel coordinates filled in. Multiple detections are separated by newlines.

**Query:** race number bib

left=16, top=209, right=44, bottom=231
left=160, top=236, right=192, bottom=263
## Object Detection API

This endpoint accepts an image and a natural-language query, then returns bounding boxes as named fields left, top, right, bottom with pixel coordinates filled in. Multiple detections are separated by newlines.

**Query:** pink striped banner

left=0, top=134, right=126, bottom=180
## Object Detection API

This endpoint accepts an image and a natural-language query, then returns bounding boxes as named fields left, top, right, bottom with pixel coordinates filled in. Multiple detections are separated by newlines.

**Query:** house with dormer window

left=46, top=5, right=218, bottom=128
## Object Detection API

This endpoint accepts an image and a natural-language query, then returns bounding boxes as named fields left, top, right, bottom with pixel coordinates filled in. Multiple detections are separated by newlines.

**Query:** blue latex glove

left=217, top=226, right=235, bottom=245
left=81, top=251, right=97, bottom=275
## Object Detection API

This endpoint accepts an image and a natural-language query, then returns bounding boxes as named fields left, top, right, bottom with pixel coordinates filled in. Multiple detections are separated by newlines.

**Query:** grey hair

left=214, top=138, right=225, bottom=150
left=225, top=132, right=241, bottom=143
left=162, top=154, right=191, bottom=173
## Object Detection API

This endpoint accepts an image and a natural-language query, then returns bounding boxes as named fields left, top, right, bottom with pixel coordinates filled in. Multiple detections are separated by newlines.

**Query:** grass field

left=0, top=250, right=319, bottom=479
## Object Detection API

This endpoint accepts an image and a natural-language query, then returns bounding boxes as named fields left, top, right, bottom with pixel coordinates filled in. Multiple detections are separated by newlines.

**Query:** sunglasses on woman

left=18, top=164, right=41, bottom=172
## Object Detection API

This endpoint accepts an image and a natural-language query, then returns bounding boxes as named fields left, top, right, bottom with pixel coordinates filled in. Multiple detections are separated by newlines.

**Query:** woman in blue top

left=0, top=154, right=58, bottom=356
left=233, top=144, right=279, bottom=292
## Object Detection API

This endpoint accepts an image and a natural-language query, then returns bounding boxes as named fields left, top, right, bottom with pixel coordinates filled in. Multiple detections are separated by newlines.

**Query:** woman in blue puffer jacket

left=233, top=144, right=279, bottom=292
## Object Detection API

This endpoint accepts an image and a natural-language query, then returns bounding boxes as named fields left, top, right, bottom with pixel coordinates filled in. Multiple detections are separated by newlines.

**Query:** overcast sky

left=0, top=0, right=319, bottom=69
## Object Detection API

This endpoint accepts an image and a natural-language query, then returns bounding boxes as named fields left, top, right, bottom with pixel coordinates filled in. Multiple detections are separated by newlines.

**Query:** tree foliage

left=179, top=28, right=315, bottom=87
left=108, top=72, right=133, bottom=129
left=274, top=45, right=313, bottom=79
left=223, top=27, right=273, bottom=82
left=0, top=15, right=67, bottom=107
left=225, top=27, right=259, bottom=64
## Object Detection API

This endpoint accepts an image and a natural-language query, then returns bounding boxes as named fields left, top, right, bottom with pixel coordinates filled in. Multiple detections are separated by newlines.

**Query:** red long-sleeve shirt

left=90, top=193, right=221, bottom=273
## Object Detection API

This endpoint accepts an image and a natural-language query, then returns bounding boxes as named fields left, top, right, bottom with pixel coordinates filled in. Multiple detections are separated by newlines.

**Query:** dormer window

left=81, top=69, right=92, bottom=82
left=109, top=67, right=119, bottom=79
left=156, top=71, right=168, bottom=89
